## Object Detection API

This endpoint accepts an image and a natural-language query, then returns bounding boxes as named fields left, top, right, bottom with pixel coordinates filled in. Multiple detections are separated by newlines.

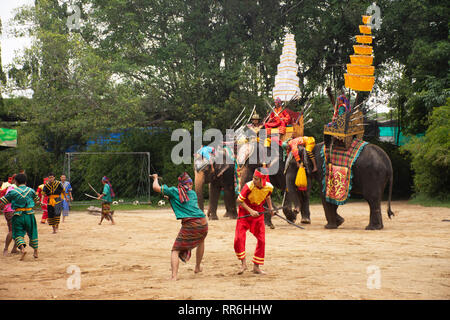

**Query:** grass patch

left=69, top=198, right=170, bottom=211
left=408, top=193, right=450, bottom=208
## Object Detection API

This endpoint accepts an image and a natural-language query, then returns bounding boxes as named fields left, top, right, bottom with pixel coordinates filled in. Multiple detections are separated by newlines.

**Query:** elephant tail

left=387, top=163, right=395, bottom=220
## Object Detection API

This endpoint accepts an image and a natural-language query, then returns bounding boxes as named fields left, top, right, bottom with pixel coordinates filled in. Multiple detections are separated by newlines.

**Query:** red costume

left=37, top=178, right=49, bottom=223
left=234, top=170, right=273, bottom=265
left=264, top=107, right=292, bottom=129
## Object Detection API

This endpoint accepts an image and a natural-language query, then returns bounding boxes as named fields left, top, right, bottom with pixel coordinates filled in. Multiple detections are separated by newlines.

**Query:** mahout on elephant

left=194, top=144, right=238, bottom=220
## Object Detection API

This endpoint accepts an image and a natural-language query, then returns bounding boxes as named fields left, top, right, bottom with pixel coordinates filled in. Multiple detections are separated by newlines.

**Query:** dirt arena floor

left=0, top=201, right=449, bottom=300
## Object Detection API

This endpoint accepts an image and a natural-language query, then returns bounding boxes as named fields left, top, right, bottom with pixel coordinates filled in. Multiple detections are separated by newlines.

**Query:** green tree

left=401, top=99, right=450, bottom=199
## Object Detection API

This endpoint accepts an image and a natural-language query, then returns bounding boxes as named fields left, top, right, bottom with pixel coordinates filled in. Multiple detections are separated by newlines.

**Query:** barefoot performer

left=96, top=176, right=115, bottom=225
left=42, top=173, right=65, bottom=233
left=151, top=172, right=208, bottom=281
left=0, top=173, right=40, bottom=260
left=36, top=177, right=49, bottom=224
left=235, top=168, right=274, bottom=275
left=2, top=175, right=18, bottom=256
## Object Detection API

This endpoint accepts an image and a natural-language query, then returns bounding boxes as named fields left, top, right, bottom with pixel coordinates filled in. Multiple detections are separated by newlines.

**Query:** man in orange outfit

left=234, top=169, right=274, bottom=275
left=264, top=97, right=292, bottom=134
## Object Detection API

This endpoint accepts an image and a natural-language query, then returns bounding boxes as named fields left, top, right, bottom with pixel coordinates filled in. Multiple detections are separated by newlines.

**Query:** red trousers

left=234, top=206, right=266, bottom=265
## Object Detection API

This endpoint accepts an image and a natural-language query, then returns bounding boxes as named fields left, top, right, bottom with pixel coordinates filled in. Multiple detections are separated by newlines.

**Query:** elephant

left=285, top=141, right=394, bottom=230
left=235, top=137, right=290, bottom=228
left=194, top=145, right=238, bottom=220
left=283, top=147, right=314, bottom=224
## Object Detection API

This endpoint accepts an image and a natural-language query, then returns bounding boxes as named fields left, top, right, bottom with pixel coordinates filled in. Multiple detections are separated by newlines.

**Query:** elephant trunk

left=194, top=170, right=206, bottom=212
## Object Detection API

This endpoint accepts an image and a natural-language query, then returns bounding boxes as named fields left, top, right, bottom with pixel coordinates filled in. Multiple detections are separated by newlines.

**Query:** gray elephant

left=194, top=145, right=238, bottom=220
left=285, top=141, right=394, bottom=229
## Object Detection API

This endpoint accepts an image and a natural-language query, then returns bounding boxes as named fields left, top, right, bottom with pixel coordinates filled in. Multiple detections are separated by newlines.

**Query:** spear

left=84, top=193, right=107, bottom=202
left=231, top=107, right=247, bottom=128
left=88, top=182, right=100, bottom=196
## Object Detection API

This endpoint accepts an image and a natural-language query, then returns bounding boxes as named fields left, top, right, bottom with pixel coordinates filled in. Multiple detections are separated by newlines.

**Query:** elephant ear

left=236, top=143, right=254, bottom=165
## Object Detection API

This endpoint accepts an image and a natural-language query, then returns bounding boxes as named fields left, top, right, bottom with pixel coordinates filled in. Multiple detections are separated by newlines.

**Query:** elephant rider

left=264, top=97, right=292, bottom=135
left=327, top=93, right=351, bottom=127
left=247, top=112, right=263, bottom=134
left=195, top=145, right=216, bottom=174
left=282, top=136, right=318, bottom=173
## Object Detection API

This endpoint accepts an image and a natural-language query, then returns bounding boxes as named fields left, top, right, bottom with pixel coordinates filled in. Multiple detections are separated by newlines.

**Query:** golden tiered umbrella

left=344, top=15, right=375, bottom=92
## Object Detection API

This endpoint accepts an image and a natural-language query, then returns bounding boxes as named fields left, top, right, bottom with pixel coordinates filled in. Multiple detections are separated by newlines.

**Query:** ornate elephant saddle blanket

left=321, top=139, right=368, bottom=205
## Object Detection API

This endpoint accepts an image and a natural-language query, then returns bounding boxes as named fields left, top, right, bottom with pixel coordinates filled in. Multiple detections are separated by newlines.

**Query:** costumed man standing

left=60, top=175, right=73, bottom=223
left=97, top=176, right=115, bottom=225
left=264, top=97, right=292, bottom=134
left=2, top=174, right=18, bottom=256
left=36, top=177, right=49, bottom=224
left=0, top=173, right=40, bottom=261
left=42, top=173, right=65, bottom=234
left=151, top=172, right=208, bottom=281
left=0, top=176, right=13, bottom=197
left=234, top=169, right=274, bottom=275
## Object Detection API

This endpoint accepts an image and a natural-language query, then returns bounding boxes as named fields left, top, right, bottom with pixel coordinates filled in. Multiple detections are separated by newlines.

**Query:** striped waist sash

left=48, top=194, right=61, bottom=206
left=14, top=207, right=33, bottom=215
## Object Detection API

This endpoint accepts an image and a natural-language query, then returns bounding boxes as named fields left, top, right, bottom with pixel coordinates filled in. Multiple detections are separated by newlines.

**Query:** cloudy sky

left=1, top=0, right=34, bottom=67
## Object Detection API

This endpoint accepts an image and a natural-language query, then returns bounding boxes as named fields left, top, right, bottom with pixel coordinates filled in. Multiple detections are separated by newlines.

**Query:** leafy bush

left=401, top=99, right=450, bottom=199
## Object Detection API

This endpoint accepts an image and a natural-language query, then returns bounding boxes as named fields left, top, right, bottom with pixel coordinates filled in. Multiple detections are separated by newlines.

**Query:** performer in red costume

left=234, top=169, right=274, bottom=275
left=264, top=97, right=292, bottom=134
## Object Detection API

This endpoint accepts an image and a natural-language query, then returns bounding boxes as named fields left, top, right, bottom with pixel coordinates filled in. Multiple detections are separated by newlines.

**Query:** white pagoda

left=272, top=33, right=300, bottom=102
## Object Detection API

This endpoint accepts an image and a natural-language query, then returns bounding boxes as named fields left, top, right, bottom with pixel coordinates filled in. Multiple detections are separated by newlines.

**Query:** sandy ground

left=0, top=201, right=449, bottom=300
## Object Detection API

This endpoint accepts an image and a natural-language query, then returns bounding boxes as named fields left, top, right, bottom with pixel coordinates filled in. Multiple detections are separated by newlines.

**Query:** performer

left=234, top=169, right=274, bottom=275
left=195, top=145, right=216, bottom=174
left=2, top=174, right=18, bottom=256
left=0, top=173, right=40, bottom=261
left=0, top=176, right=13, bottom=197
left=327, top=92, right=351, bottom=127
left=60, top=174, right=73, bottom=222
left=97, top=176, right=115, bottom=225
left=36, top=177, right=49, bottom=224
left=42, top=173, right=65, bottom=234
left=247, top=112, right=263, bottom=133
left=151, top=172, right=208, bottom=281
left=283, top=136, right=318, bottom=173
left=264, top=97, right=292, bottom=134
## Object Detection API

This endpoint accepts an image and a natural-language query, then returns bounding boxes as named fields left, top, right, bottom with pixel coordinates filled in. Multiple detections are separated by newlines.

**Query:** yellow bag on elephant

left=295, top=164, right=307, bottom=191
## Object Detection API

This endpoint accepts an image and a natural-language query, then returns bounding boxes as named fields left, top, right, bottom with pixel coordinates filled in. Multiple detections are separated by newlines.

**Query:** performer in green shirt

left=97, top=176, right=115, bottom=225
left=0, top=173, right=40, bottom=260
left=151, top=172, right=208, bottom=280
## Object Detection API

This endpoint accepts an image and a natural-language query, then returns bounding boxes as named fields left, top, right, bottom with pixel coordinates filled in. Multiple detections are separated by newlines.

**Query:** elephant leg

left=321, top=196, right=344, bottom=229
left=299, top=191, right=311, bottom=224
left=207, top=183, right=220, bottom=220
left=282, top=189, right=299, bottom=223
left=365, top=198, right=384, bottom=230
left=264, top=212, right=275, bottom=229
left=299, top=179, right=312, bottom=224
left=223, top=185, right=237, bottom=219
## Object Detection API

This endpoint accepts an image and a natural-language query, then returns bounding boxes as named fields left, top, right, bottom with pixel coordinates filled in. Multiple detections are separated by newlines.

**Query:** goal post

left=64, top=151, right=152, bottom=205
